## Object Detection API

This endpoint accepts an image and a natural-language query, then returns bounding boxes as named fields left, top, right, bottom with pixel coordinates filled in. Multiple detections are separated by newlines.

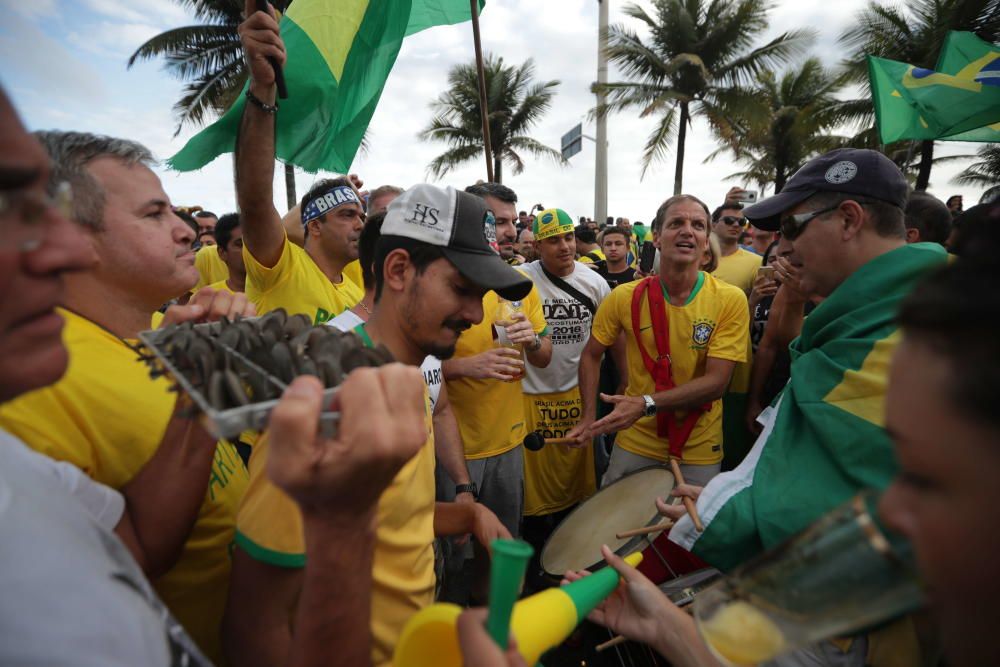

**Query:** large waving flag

left=670, top=244, right=949, bottom=571
left=867, top=31, right=1000, bottom=144
left=169, top=0, right=484, bottom=173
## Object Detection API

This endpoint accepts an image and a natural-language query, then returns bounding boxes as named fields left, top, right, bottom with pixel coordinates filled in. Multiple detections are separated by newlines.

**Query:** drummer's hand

left=457, top=608, right=529, bottom=667
left=655, top=485, right=703, bottom=521
left=590, top=394, right=645, bottom=436
left=471, top=503, right=512, bottom=553
left=562, top=545, right=674, bottom=647
left=565, top=419, right=594, bottom=448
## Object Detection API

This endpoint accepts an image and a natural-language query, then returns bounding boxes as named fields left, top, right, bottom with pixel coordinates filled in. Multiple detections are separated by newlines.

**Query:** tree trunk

left=284, top=162, right=296, bottom=211
left=493, top=153, right=503, bottom=184
left=915, top=140, right=933, bottom=191
left=775, top=166, right=787, bottom=193
left=673, top=102, right=689, bottom=195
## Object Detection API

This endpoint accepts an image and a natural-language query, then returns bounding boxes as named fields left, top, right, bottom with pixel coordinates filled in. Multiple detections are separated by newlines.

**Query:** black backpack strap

left=539, top=264, right=597, bottom=317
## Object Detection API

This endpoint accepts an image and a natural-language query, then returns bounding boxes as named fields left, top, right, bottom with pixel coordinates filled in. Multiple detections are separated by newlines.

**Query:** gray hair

left=33, top=130, right=155, bottom=230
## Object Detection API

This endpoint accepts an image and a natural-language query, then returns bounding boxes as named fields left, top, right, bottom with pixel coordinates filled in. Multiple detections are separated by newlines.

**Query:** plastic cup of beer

left=494, top=299, right=525, bottom=382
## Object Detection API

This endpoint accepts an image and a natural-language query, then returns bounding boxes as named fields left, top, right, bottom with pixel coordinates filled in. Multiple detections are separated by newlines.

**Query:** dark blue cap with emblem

left=743, top=148, right=910, bottom=231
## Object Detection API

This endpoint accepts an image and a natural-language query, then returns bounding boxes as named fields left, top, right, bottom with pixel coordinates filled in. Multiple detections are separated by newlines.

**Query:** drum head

left=541, top=465, right=674, bottom=578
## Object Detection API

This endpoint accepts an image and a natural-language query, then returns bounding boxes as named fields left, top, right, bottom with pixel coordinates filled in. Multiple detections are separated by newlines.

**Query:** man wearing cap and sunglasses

left=662, top=148, right=949, bottom=665
left=710, top=201, right=761, bottom=294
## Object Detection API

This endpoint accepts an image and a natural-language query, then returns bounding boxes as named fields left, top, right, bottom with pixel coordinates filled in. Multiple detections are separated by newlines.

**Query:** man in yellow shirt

left=236, top=52, right=363, bottom=323
left=223, top=184, right=523, bottom=667
left=0, top=129, right=255, bottom=663
left=200, top=212, right=245, bottom=295
left=192, top=242, right=229, bottom=291
left=439, top=183, right=552, bottom=604
left=569, top=195, right=749, bottom=487
left=711, top=202, right=762, bottom=293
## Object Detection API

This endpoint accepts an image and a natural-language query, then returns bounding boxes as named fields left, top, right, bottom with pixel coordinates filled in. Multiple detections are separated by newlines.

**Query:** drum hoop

left=541, top=464, right=673, bottom=577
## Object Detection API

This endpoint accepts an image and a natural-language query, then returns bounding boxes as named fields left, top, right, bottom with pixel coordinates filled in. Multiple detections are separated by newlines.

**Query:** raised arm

left=235, top=0, right=288, bottom=268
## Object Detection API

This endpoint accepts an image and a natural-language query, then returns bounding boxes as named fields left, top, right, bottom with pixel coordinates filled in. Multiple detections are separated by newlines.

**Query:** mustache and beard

left=400, top=290, right=474, bottom=360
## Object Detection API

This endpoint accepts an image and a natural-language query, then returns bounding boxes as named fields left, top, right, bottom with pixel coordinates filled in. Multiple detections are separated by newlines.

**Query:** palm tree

left=593, top=0, right=812, bottom=194
left=709, top=59, right=850, bottom=192
left=839, top=0, right=1000, bottom=191
left=128, top=0, right=300, bottom=209
left=420, top=54, right=562, bottom=184
left=954, top=144, right=1000, bottom=187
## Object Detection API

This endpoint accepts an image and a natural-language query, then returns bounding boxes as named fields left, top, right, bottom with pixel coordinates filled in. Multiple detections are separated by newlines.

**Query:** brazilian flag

left=867, top=31, right=1000, bottom=144
left=671, top=244, right=949, bottom=571
left=169, top=0, right=484, bottom=173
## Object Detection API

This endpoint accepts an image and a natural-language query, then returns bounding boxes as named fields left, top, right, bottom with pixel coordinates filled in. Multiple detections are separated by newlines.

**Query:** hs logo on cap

left=406, top=203, right=440, bottom=228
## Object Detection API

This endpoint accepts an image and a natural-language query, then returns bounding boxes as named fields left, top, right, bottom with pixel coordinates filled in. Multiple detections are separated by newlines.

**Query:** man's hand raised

left=267, top=367, right=427, bottom=520
left=239, top=0, right=286, bottom=91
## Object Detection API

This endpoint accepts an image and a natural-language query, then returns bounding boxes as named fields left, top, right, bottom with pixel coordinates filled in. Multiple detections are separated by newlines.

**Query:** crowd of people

left=2, top=4, right=1000, bottom=667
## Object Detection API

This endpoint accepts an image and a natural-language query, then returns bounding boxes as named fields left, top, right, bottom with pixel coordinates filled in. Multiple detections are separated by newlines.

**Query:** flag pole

left=470, top=0, right=495, bottom=182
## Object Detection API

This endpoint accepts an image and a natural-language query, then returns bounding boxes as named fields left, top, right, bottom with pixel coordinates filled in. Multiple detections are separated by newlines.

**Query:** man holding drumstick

left=568, top=195, right=749, bottom=488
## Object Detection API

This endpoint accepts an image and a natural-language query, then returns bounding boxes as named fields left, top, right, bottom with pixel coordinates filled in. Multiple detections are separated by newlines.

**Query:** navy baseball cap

left=744, top=149, right=910, bottom=231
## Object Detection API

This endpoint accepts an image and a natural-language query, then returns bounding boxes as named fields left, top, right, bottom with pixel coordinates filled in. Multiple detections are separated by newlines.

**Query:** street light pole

left=595, top=0, right=609, bottom=224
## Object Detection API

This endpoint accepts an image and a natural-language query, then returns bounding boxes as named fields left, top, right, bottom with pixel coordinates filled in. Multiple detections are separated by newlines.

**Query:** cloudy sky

left=1, top=0, right=987, bottom=222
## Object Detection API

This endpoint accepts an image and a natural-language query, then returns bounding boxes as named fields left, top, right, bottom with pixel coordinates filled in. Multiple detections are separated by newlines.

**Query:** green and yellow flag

left=867, top=31, right=1000, bottom=144
left=169, top=0, right=484, bottom=173
left=671, top=243, right=949, bottom=571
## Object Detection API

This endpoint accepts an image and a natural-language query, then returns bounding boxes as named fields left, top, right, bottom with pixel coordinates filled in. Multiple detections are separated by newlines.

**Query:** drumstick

left=596, top=635, right=627, bottom=652
left=615, top=520, right=673, bottom=539
left=669, top=458, right=704, bottom=532
left=546, top=436, right=578, bottom=446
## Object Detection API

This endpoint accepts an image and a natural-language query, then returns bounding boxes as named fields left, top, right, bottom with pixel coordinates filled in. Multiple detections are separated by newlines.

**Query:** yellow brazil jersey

left=522, top=387, right=595, bottom=516
left=713, top=247, right=762, bottom=294
left=243, top=233, right=363, bottom=325
left=234, top=367, right=436, bottom=666
left=204, top=278, right=234, bottom=294
left=590, top=273, right=749, bottom=464
left=0, top=308, right=248, bottom=664
left=342, top=258, right=364, bottom=291
left=193, top=244, right=229, bottom=292
left=578, top=248, right=606, bottom=264
left=446, top=286, right=548, bottom=460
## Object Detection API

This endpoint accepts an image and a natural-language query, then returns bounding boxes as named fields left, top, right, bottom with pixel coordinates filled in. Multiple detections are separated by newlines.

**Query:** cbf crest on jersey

left=692, top=318, right=716, bottom=347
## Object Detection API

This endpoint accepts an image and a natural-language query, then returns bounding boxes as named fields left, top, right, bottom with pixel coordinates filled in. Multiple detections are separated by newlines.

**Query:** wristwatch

left=642, top=394, right=657, bottom=417
left=455, top=482, right=479, bottom=500
left=526, top=333, right=542, bottom=352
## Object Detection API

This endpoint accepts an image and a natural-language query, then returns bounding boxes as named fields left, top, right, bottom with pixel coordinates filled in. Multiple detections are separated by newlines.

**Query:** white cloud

left=13, top=0, right=59, bottom=19
left=6, top=0, right=988, bottom=219
left=0, top=10, right=110, bottom=106
left=83, top=0, right=188, bottom=27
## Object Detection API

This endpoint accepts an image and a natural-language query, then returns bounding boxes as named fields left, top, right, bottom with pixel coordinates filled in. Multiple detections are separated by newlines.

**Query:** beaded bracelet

left=245, top=89, right=278, bottom=114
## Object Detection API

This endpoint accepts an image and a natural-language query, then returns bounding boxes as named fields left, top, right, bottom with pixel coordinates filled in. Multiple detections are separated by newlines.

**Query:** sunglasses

left=720, top=216, right=746, bottom=227
left=779, top=204, right=840, bottom=241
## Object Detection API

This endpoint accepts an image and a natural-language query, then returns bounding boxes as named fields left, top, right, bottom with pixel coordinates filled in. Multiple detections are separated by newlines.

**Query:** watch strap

left=455, top=483, right=478, bottom=499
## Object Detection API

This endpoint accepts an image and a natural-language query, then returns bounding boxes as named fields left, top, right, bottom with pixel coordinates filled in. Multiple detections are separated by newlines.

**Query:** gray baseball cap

left=381, top=184, right=533, bottom=301
left=744, top=148, right=910, bottom=231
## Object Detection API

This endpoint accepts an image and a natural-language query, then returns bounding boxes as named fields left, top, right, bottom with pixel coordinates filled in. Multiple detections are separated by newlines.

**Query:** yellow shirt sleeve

left=243, top=233, right=295, bottom=296
left=236, top=401, right=438, bottom=666
left=193, top=244, right=229, bottom=291
left=523, top=285, right=548, bottom=336
left=707, top=284, right=751, bottom=363
left=591, top=283, right=628, bottom=347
